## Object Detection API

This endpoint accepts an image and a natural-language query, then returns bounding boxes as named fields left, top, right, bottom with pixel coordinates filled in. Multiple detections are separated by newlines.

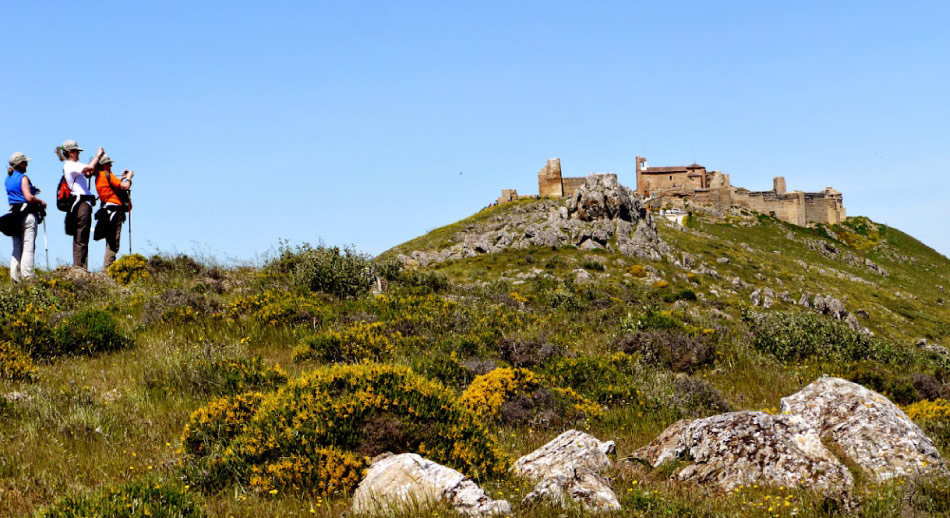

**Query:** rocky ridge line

left=399, top=174, right=670, bottom=266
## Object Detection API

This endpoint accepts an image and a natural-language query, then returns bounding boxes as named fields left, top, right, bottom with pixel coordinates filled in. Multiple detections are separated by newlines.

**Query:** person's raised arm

left=21, top=176, right=46, bottom=208
left=81, top=147, right=105, bottom=176
left=117, top=169, right=134, bottom=191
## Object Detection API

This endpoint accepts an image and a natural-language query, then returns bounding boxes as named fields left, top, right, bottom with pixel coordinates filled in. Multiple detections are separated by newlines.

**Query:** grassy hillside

left=2, top=207, right=950, bottom=517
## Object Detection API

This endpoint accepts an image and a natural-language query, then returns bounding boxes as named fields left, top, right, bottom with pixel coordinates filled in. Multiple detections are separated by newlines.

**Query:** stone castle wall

left=536, top=158, right=587, bottom=199
left=500, top=157, right=846, bottom=227
left=637, top=156, right=845, bottom=226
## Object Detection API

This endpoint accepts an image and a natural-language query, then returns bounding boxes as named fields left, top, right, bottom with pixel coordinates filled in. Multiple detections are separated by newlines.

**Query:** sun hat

left=61, top=140, right=83, bottom=153
left=9, top=152, right=31, bottom=167
left=99, top=153, right=113, bottom=166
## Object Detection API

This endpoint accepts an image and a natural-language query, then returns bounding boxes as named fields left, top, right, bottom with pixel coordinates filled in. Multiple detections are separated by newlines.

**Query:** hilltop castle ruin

left=634, top=156, right=845, bottom=225
left=498, top=156, right=846, bottom=226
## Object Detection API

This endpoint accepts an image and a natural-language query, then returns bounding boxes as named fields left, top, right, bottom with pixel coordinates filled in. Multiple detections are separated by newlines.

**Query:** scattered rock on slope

left=351, top=453, right=510, bottom=516
left=629, top=411, right=853, bottom=494
left=512, top=429, right=620, bottom=511
left=781, top=377, right=944, bottom=481
left=398, top=174, right=669, bottom=266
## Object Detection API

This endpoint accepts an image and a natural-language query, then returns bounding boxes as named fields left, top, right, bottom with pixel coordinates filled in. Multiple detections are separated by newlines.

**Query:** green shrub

left=37, top=478, right=206, bottom=518
left=845, top=362, right=919, bottom=405
left=411, top=353, right=475, bottom=389
left=743, top=310, right=904, bottom=364
left=180, top=363, right=507, bottom=495
left=581, top=260, right=605, bottom=271
left=146, top=253, right=203, bottom=275
left=621, top=307, right=682, bottom=333
left=107, top=253, right=150, bottom=285
left=540, top=352, right=647, bottom=406
left=271, top=243, right=373, bottom=298
left=617, top=330, right=715, bottom=373
left=0, top=312, right=57, bottom=358
left=50, top=310, right=132, bottom=357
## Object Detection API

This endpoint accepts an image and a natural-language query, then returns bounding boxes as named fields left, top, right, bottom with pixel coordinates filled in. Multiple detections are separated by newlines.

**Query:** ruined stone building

left=635, top=156, right=846, bottom=225
left=495, top=158, right=589, bottom=205
left=497, top=156, right=846, bottom=226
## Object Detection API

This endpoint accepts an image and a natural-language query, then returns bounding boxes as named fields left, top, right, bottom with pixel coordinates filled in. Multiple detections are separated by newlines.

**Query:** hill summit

left=397, top=173, right=670, bottom=266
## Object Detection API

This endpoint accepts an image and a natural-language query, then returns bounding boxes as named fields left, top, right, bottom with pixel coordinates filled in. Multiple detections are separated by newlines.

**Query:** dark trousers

left=73, top=202, right=92, bottom=269
left=103, top=217, right=123, bottom=270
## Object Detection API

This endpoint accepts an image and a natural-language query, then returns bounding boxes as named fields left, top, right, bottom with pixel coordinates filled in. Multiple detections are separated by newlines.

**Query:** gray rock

left=915, top=338, right=949, bottom=357
left=630, top=411, right=852, bottom=494
left=351, top=453, right=510, bottom=516
left=513, top=430, right=619, bottom=512
left=781, top=377, right=944, bottom=482
left=573, top=268, right=593, bottom=284
left=522, top=471, right=619, bottom=512
left=716, top=257, right=730, bottom=264
left=681, top=252, right=696, bottom=268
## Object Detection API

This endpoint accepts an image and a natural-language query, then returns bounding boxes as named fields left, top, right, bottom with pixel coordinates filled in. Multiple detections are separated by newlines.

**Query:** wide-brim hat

left=99, top=153, right=114, bottom=166
left=62, top=139, right=83, bottom=152
left=9, top=152, right=31, bottom=167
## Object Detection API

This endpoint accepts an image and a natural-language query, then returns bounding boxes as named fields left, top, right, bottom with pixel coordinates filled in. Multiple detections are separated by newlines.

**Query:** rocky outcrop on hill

left=631, top=377, right=944, bottom=494
left=513, top=430, right=620, bottom=512
left=630, top=411, right=853, bottom=494
left=351, top=453, right=510, bottom=516
left=781, top=377, right=944, bottom=481
left=399, top=174, right=669, bottom=266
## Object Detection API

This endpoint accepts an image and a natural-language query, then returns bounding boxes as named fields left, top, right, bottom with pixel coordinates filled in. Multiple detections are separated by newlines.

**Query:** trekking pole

left=43, top=218, right=50, bottom=271
left=128, top=210, right=132, bottom=255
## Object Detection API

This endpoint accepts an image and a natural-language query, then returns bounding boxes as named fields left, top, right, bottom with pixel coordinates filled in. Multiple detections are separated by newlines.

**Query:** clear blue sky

left=2, top=1, right=948, bottom=268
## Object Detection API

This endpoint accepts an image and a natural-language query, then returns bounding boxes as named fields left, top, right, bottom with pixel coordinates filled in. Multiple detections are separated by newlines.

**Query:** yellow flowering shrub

left=906, top=399, right=950, bottom=422
left=905, top=399, right=950, bottom=445
left=460, top=367, right=603, bottom=423
left=181, top=363, right=507, bottom=496
left=226, top=290, right=327, bottom=326
left=368, top=294, right=460, bottom=335
left=628, top=264, right=647, bottom=278
left=107, top=253, right=150, bottom=285
left=0, top=340, right=37, bottom=381
left=249, top=448, right=365, bottom=495
left=181, top=392, right=266, bottom=458
left=293, top=321, right=403, bottom=363
left=461, top=367, right=541, bottom=419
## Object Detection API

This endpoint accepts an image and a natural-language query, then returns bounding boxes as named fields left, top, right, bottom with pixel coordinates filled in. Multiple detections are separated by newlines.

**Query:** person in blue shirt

left=5, top=152, right=46, bottom=282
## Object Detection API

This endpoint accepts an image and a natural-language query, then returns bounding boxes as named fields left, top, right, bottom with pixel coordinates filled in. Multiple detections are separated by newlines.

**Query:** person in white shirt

left=56, top=140, right=104, bottom=269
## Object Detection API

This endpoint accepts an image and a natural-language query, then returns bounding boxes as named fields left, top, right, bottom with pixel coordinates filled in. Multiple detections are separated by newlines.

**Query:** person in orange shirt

left=92, top=154, right=133, bottom=270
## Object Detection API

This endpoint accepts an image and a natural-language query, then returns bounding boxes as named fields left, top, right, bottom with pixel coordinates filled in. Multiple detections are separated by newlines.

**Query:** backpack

left=56, top=176, right=74, bottom=212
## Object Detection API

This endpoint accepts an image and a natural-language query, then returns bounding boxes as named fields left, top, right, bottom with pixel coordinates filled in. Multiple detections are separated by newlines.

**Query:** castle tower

left=635, top=156, right=647, bottom=196
left=773, top=176, right=787, bottom=195
left=538, top=158, right=563, bottom=198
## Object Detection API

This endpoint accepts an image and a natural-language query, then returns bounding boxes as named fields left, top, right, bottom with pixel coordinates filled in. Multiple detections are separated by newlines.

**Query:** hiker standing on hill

left=92, top=154, right=133, bottom=270
left=57, top=140, right=104, bottom=269
left=3, top=153, right=46, bottom=282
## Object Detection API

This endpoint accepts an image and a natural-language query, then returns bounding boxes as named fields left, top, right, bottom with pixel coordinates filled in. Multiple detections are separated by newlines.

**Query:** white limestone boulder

left=781, top=377, right=944, bottom=481
left=351, top=453, right=510, bottom=517
left=630, top=411, right=853, bottom=494
left=513, top=429, right=620, bottom=511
